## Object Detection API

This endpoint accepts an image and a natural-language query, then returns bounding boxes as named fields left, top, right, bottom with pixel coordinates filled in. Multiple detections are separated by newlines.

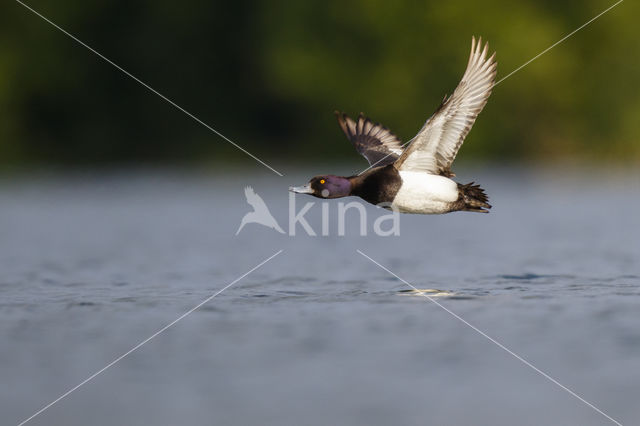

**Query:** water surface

left=1, top=168, right=639, bottom=425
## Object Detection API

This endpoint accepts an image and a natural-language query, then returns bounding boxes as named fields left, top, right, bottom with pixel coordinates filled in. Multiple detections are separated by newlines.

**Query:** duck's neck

left=347, top=169, right=374, bottom=195
left=347, top=165, right=398, bottom=205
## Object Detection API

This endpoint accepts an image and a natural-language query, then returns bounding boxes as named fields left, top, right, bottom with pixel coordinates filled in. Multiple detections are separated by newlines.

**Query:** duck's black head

left=289, top=175, right=352, bottom=199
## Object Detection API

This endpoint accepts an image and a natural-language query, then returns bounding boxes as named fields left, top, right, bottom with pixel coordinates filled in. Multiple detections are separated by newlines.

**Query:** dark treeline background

left=0, top=0, right=637, bottom=169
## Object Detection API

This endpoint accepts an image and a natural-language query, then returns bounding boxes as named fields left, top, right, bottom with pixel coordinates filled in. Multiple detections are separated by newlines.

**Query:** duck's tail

left=457, top=182, right=492, bottom=213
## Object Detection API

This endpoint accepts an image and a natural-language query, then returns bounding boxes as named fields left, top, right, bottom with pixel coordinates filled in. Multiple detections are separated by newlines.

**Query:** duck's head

left=289, top=175, right=351, bottom=199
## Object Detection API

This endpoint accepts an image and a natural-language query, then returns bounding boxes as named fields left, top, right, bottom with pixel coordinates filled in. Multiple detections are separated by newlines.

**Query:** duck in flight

left=290, top=37, right=496, bottom=214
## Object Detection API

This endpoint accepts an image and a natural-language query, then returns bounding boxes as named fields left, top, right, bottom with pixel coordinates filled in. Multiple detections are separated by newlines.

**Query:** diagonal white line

left=357, top=250, right=623, bottom=426
left=494, top=0, right=624, bottom=86
left=17, top=249, right=284, bottom=426
left=15, top=0, right=284, bottom=177
left=356, top=0, right=623, bottom=176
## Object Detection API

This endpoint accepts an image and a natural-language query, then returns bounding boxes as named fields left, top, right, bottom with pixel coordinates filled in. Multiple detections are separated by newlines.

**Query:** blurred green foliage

left=0, top=0, right=638, bottom=168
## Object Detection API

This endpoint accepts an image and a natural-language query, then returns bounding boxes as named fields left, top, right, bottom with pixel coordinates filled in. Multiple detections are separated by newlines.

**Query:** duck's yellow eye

left=320, top=179, right=325, bottom=184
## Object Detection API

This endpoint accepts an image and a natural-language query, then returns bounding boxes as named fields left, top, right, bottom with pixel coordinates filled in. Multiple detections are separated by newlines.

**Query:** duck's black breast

left=351, top=164, right=402, bottom=206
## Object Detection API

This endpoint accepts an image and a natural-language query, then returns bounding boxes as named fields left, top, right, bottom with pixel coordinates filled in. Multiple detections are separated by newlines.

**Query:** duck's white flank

left=390, top=171, right=459, bottom=214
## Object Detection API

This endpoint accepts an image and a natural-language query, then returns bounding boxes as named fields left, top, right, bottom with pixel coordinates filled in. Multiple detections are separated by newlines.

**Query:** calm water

left=1, top=167, right=639, bottom=426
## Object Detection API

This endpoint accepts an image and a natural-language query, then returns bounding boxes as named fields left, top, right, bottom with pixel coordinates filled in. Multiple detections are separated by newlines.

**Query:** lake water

left=1, top=167, right=639, bottom=425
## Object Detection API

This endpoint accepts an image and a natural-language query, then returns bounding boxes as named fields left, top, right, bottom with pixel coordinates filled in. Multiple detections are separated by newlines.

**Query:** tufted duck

left=290, top=37, right=496, bottom=214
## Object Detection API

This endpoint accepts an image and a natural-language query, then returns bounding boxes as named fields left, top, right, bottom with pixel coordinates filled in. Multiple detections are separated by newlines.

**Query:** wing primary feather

left=394, top=37, right=497, bottom=176
left=335, top=111, right=405, bottom=167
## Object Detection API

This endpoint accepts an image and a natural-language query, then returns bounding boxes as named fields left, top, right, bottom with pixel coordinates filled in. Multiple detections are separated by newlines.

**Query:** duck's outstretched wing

left=335, top=112, right=404, bottom=167
left=395, top=37, right=497, bottom=176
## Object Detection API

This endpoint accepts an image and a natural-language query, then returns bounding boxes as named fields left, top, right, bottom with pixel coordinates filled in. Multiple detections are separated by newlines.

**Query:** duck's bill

left=289, top=184, right=313, bottom=194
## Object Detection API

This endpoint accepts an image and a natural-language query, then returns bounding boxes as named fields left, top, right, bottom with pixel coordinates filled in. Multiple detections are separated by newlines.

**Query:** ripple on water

left=65, top=301, right=99, bottom=309
left=266, top=276, right=317, bottom=285
left=276, top=290, right=314, bottom=296
left=498, top=273, right=575, bottom=281
left=113, top=297, right=137, bottom=303
left=397, top=289, right=456, bottom=297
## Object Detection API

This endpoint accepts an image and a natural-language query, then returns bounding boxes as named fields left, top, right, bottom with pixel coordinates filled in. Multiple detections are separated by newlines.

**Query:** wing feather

left=336, top=112, right=404, bottom=167
left=395, top=37, right=497, bottom=176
